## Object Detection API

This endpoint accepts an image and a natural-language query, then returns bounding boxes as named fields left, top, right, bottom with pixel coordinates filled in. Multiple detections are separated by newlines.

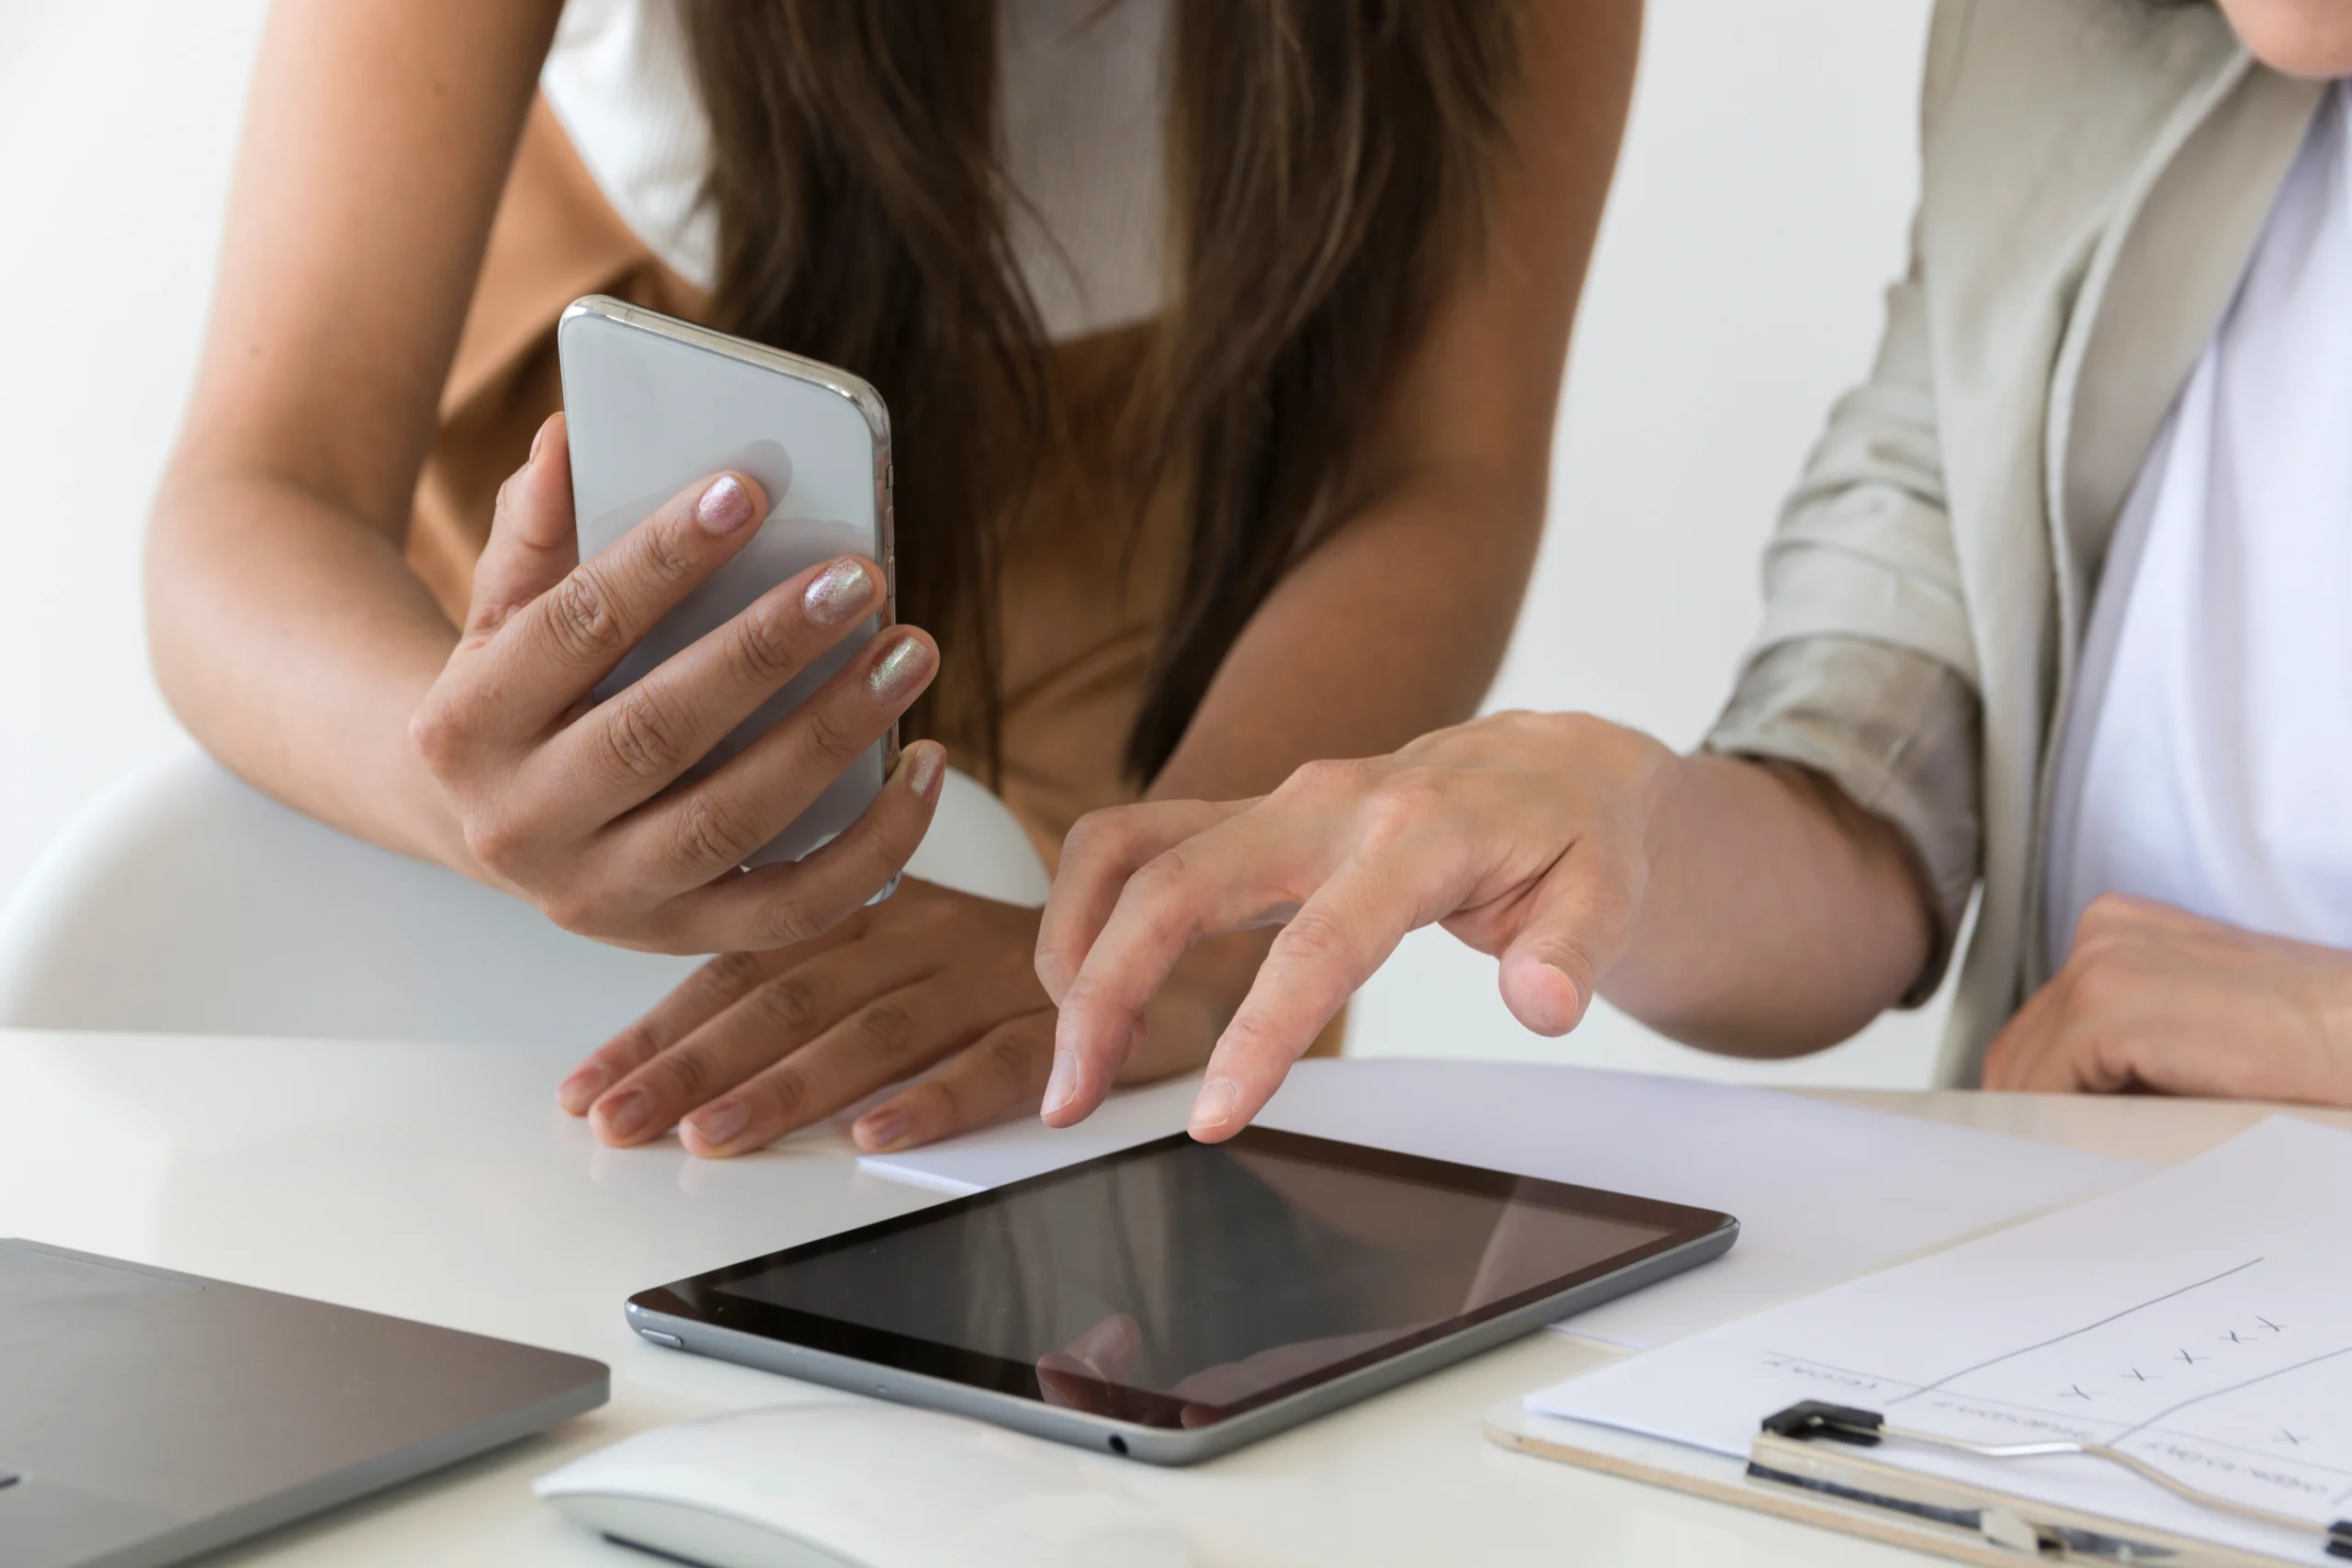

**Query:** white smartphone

left=555, top=296, right=896, bottom=870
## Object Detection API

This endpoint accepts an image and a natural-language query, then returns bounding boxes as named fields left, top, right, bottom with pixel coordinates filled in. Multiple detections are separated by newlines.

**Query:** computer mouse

left=533, top=1401, right=1193, bottom=1568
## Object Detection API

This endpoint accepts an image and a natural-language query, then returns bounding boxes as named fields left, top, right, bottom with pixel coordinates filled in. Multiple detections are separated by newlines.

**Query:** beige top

left=1703, top=0, right=2324, bottom=1084
left=538, top=0, right=1173, bottom=341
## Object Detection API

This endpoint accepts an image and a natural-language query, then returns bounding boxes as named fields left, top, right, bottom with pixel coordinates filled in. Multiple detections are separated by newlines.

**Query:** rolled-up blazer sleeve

left=1703, top=232, right=1984, bottom=1004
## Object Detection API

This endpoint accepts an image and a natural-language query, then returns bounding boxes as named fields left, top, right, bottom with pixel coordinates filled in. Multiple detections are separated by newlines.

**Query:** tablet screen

left=638, top=1128, right=1727, bottom=1430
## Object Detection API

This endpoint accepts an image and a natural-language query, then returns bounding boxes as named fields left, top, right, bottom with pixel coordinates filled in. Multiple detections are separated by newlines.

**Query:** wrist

left=392, top=730, right=503, bottom=891
left=1633, top=743, right=1695, bottom=869
left=2301, top=959, right=2352, bottom=1103
left=1623, top=742, right=1702, bottom=944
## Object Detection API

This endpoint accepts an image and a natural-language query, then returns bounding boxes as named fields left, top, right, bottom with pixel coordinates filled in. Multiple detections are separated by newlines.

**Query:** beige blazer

left=1704, top=0, right=2326, bottom=1085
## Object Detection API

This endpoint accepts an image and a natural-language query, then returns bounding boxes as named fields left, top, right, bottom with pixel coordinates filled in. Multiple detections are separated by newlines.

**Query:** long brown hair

left=684, top=1, right=1521, bottom=779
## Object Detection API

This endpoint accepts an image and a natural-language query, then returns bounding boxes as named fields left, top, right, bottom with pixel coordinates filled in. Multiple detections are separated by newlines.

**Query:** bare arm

left=1612, top=754, right=1928, bottom=1051
left=149, top=0, right=560, bottom=872
left=149, top=0, right=938, bottom=951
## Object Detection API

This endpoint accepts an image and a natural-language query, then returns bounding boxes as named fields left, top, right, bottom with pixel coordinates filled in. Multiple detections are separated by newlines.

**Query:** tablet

left=627, top=1127, right=1736, bottom=1463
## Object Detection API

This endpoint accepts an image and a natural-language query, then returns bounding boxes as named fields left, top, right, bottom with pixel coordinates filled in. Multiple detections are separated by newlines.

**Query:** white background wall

left=0, top=0, right=1941, bottom=1085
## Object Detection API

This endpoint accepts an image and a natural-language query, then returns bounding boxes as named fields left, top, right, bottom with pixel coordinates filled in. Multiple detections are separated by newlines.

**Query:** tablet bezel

left=627, top=1125, right=1736, bottom=1463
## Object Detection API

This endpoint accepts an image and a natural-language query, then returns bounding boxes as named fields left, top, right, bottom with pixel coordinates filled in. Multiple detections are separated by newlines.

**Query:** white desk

left=4, top=1029, right=2344, bottom=1567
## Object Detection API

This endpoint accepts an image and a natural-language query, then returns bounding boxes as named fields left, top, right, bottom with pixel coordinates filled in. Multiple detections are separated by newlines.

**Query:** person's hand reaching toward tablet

left=1035, top=712, right=1679, bottom=1142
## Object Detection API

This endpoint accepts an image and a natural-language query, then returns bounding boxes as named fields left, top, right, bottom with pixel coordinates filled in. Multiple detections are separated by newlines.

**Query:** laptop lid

left=0, top=1239, right=606, bottom=1568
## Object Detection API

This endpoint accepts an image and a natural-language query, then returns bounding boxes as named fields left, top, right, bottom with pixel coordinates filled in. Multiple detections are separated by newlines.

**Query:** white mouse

left=533, top=1402, right=1193, bottom=1568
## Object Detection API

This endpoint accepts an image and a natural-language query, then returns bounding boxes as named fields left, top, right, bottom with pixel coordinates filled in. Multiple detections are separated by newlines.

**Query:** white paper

left=1532, top=1115, right=2352, bottom=1565
left=861, top=1059, right=2144, bottom=1348
left=859, top=1077, right=1197, bottom=1194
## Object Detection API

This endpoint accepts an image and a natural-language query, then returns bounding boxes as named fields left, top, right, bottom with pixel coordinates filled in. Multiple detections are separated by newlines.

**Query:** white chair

left=0, top=748, right=1051, bottom=1046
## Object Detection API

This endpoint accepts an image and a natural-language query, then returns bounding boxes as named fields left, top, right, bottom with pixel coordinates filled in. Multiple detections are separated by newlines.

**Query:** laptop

left=1, top=1238, right=607, bottom=1568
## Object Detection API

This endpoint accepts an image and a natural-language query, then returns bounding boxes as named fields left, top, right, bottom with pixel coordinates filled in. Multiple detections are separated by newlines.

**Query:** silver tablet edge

left=624, top=1215, right=1736, bottom=1467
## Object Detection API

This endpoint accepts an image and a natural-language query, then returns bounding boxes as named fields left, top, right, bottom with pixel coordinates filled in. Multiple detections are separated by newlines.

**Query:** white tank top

left=2043, top=83, right=2352, bottom=970
left=539, top=0, right=1170, bottom=342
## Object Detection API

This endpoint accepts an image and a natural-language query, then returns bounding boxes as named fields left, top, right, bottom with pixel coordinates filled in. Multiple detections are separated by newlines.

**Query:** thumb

left=465, top=412, right=579, bottom=640
left=1493, top=838, right=1639, bottom=1036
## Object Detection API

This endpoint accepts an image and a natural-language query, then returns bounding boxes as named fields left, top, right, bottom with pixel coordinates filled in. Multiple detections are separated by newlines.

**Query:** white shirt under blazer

left=2047, top=84, right=2352, bottom=973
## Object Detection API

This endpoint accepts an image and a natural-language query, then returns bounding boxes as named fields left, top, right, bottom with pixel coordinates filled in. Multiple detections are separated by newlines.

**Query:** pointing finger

left=1037, top=800, right=1249, bottom=1003
left=1186, top=858, right=1425, bottom=1142
left=1046, top=808, right=1322, bottom=1128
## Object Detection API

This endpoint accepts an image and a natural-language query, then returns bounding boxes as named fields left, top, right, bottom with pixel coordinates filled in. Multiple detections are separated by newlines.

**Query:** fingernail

left=868, top=636, right=935, bottom=703
left=557, top=1065, right=609, bottom=1114
left=908, top=741, right=944, bottom=800
left=1191, top=1076, right=1240, bottom=1134
left=529, top=418, right=552, bottom=465
left=686, top=1098, right=748, bottom=1148
left=1043, top=1050, right=1079, bottom=1115
left=802, top=558, right=875, bottom=625
left=696, top=474, right=755, bottom=535
left=857, top=1108, right=909, bottom=1151
left=597, top=1085, right=656, bottom=1140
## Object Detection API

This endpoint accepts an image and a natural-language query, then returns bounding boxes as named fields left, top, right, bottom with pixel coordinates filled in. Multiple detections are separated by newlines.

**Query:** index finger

left=1045, top=806, right=1323, bottom=1127
left=1036, top=799, right=1249, bottom=1002
left=1186, top=859, right=1426, bottom=1142
left=484, top=468, right=770, bottom=728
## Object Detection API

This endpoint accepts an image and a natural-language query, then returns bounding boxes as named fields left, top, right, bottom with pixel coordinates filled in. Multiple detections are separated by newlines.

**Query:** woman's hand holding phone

left=410, top=413, right=945, bottom=954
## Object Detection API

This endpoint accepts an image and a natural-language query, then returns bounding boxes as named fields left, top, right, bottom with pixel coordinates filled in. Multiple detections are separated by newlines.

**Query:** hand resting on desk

left=1985, top=893, right=2352, bottom=1103
left=557, top=879, right=1226, bottom=1156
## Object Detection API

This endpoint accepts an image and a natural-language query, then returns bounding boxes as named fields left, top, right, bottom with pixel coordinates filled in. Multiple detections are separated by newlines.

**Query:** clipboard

left=1485, top=1398, right=2345, bottom=1567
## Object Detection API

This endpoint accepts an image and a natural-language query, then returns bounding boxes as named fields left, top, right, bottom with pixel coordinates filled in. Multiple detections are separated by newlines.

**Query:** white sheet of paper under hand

left=858, top=1060, right=2146, bottom=1350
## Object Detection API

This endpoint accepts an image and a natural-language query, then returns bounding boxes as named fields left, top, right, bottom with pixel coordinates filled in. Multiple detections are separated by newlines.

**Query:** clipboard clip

left=1756, top=1402, right=2352, bottom=1562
